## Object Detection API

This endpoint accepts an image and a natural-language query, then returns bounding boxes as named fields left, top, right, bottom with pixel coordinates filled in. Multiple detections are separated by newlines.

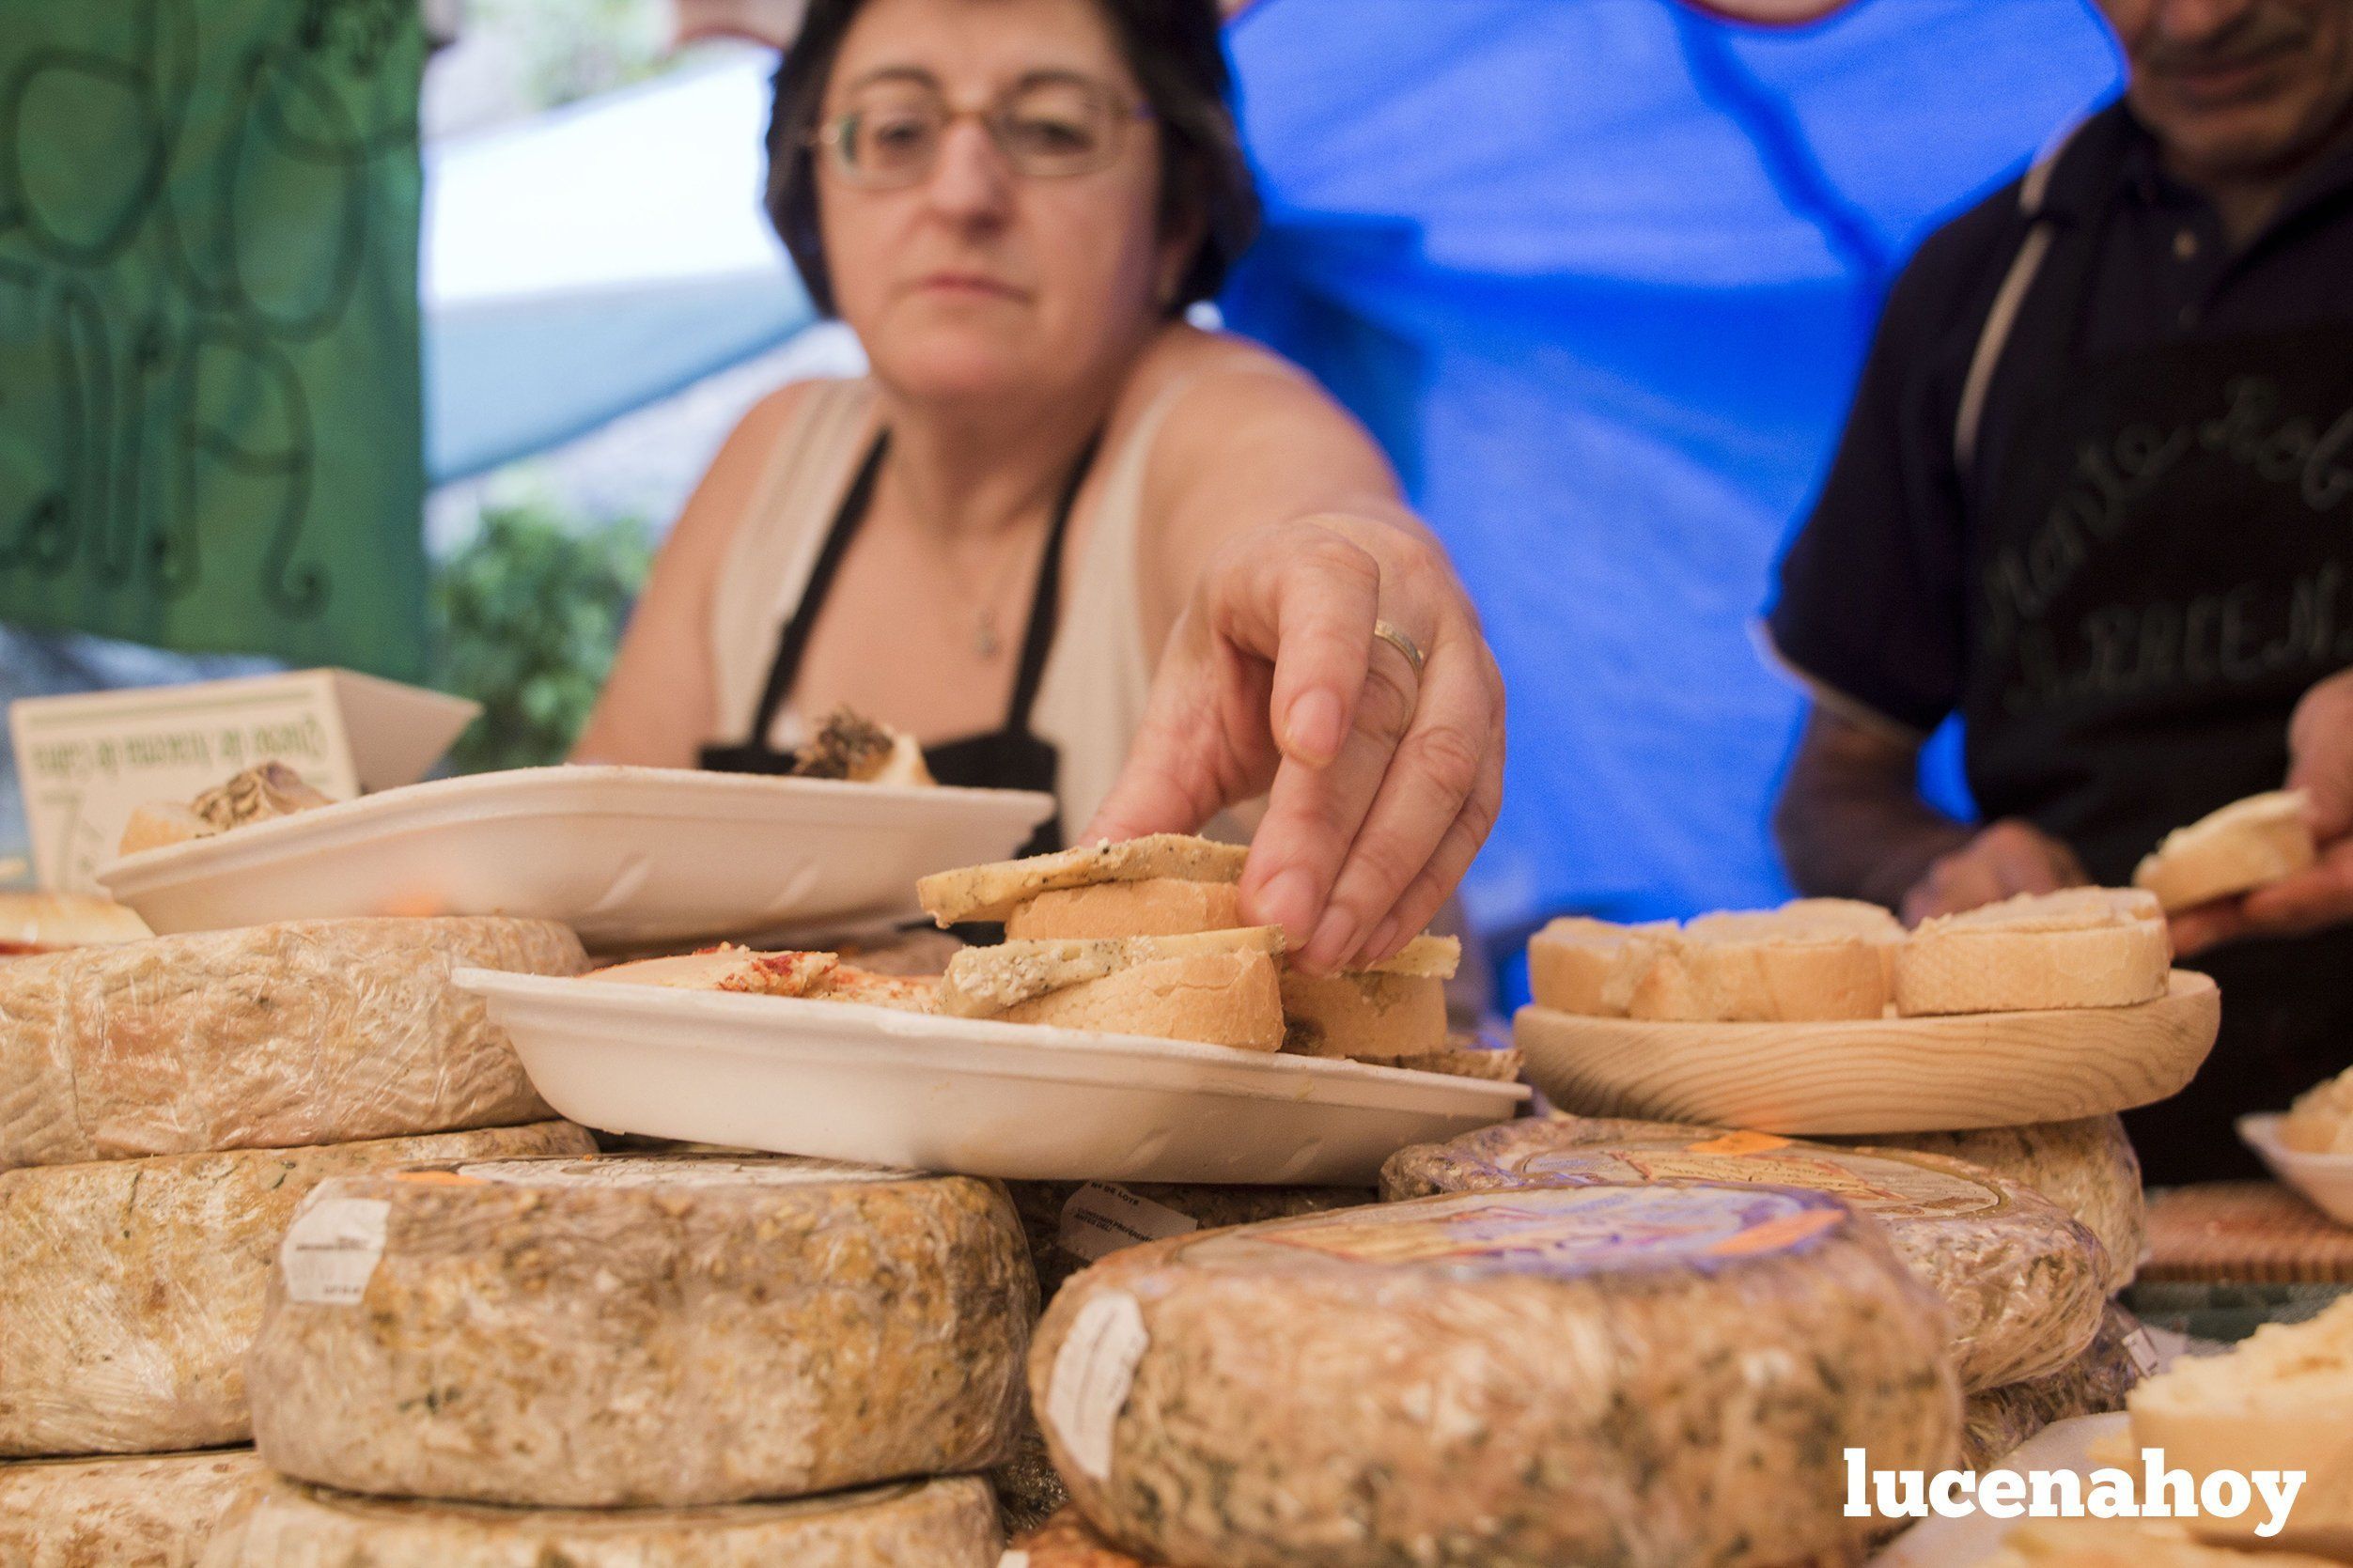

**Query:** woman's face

left=816, top=0, right=1193, bottom=407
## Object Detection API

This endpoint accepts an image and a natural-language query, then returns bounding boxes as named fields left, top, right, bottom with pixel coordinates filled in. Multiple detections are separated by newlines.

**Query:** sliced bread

left=2133, top=789, right=2316, bottom=911
left=919, top=834, right=1247, bottom=925
left=1896, top=889, right=2168, bottom=1016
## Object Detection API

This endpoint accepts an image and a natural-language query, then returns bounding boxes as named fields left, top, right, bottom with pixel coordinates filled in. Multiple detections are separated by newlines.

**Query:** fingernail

left=1285, top=691, right=1344, bottom=766
left=1254, top=866, right=1318, bottom=943
left=1304, top=905, right=1359, bottom=973
left=1361, top=915, right=1401, bottom=965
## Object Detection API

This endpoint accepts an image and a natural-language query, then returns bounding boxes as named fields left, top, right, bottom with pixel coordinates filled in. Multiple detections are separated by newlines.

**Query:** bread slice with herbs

left=919, top=834, right=1247, bottom=926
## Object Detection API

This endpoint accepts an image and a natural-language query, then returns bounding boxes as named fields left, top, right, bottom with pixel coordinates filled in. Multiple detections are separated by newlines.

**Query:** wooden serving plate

left=1516, top=969, right=2219, bottom=1136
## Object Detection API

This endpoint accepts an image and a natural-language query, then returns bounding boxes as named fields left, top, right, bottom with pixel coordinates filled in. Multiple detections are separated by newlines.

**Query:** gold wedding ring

left=1372, top=619, right=1426, bottom=679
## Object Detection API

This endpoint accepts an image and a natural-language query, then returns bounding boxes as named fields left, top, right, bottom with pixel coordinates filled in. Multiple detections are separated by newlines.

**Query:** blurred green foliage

left=469, top=0, right=676, bottom=113
left=430, top=502, right=653, bottom=772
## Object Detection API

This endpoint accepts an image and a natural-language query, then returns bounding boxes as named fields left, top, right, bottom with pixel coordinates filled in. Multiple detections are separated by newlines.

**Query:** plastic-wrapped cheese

left=1009, top=1509, right=1158, bottom=1567
left=1382, top=1114, right=2110, bottom=1390
left=0, top=918, right=584, bottom=1170
left=247, top=1154, right=1036, bottom=1507
left=195, top=1476, right=1002, bottom=1568
left=0, top=1449, right=269, bottom=1567
left=1032, top=1183, right=1959, bottom=1568
left=0, top=1121, right=592, bottom=1457
left=1841, top=1116, right=2144, bottom=1292
left=995, top=1181, right=1375, bottom=1535
left=1961, top=1304, right=2152, bottom=1469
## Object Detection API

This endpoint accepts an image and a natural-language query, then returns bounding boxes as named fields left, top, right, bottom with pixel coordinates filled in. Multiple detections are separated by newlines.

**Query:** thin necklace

left=945, top=521, right=1044, bottom=661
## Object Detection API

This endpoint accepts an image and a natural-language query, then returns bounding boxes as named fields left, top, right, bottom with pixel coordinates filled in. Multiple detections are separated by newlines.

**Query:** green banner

left=0, top=0, right=428, bottom=678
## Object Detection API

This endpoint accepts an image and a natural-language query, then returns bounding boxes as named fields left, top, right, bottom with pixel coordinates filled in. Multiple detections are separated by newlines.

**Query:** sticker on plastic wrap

left=1045, top=1290, right=1149, bottom=1483
left=280, top=1196, right=392, bottom=1305
left=1058, top=1183, right=1200, bottom=1262
left=2123, top=1326, right=2164, bottom=1379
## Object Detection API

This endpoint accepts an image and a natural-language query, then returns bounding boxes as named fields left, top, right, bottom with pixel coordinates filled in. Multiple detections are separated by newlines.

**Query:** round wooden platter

left=1516, top=969, right=2219, bottom=1136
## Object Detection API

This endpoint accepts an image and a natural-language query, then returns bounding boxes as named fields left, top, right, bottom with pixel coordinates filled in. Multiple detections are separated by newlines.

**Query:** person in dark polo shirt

left=1766, top=0, right=2353, bottom=1183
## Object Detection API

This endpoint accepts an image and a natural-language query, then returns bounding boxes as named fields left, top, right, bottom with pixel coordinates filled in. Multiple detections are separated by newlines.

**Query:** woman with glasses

left=578, top=0, right=1502, bottom=975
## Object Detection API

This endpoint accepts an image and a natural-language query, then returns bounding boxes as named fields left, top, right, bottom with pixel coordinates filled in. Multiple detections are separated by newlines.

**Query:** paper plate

left=96, top=766, right=1054, bottom=949
left=1518, top=970, right=2220, bottom=1136
left=2241, top=1113, right=2353, bottom=1228
left=456, top=968, right=1530, bottom=1185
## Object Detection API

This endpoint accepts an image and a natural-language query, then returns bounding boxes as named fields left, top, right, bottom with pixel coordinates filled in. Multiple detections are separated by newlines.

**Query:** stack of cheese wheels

left=922, top=833, right=1509, bottom=1078
left=1381, top=1113, right=2156, bottom=1464
left=1030, top=1182, right=1959, bottom=1568
left=995, top=1178, right=1377, bottom=1535
left=0, top=916, right=594, bottom=1568
left=222, top=1152, right=1025, bottom=1565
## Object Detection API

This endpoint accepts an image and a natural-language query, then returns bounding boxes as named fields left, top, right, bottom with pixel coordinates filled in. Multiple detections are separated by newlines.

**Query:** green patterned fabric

left=0, top=0, right=428, bottom=677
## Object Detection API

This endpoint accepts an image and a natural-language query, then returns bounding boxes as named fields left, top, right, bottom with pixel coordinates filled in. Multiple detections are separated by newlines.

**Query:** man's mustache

left=2137, top=7, right=2313, bottom=76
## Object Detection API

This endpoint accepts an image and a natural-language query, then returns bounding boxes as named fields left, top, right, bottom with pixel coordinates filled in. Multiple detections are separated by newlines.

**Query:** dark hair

left=765, top=0, right=1259, bottom=317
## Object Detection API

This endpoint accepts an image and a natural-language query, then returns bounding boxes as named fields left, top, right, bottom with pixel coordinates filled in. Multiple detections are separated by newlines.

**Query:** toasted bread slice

left=1525, top=916, right=1674, bottom=1015
left=2133, top=789, right=2316, bottom=911
left=937, top=926, right=1284, bottom=1018
left=919, top=834, right=1247, bottom=926
left=1355, top=933, right=1461, bottom=979
left=997, top=947, right=1285, bottom=1050
left=1004, top=877, right=1245, bottom=939
left=1896, top=888, right=2168, bottom=1016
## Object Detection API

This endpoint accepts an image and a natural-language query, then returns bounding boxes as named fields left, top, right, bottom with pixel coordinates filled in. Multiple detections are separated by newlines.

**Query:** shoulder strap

left=1952, top=125, right=2082, bottom=475
left=1004, top=429, right=1105, bottom=731
left=739, top=431, right=889, bottom=749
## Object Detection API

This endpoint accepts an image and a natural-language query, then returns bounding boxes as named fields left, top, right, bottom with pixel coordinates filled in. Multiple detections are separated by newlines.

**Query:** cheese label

left=1058, top=1184, right=1201, bottom=1262
left=451, top=1155, right=925, bottom=1188
left=1514, top=1140, right=2005, bottom=1219
left=2123, top=1326, right=2163, bottom=1379
left=280, top=1196, right=392, bottom=1305
left=1178, top=1185, right=1843, bottom=1277
left=1044, top=1290, right=1150, bottom=1483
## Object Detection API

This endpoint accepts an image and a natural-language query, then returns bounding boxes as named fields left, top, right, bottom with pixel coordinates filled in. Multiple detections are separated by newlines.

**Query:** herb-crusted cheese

left=1032, top=1183, right=1959, bottom=1568
left=1382, top=1114, right=2111, bottom=1390
left=246, top=1154, right=1036, bottom=1508
left=0, top=918, right=585, bottom=1170
left=0, top=1449, right=270, bottom=1566
left=0, top=1122, right=593, bottom=1457
left=195, top=1476, right=1002, bottom=1567
left=1961, top=1304, right=2150, bottom=1470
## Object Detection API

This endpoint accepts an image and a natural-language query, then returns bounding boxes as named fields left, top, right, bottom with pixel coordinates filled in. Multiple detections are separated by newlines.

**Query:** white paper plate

left=457, top=968, right=1530, bottom=1185
left=2241, top=1113, right=2353, bottom=1227
left=96, top=766, right=1054, bottom=949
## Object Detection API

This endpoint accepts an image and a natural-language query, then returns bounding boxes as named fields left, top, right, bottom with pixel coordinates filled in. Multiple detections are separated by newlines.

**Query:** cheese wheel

left=1381, top=1114, right=2108, bottom=1390
left=1276, top=969, right=1446, bottom=1057
left=1844, top=1116, right=2144, bottom=1292
left=1896, top=890, right=2168, bottom=1016
left=195, top=1476, right=1001, bottom=1568
left=0, top=918, right=585, bottom=1171
left=1011, top=1509, right=1157, bottom=1566
left=0, top=1449, right=270, bottom=1567
left=1959, top=1303, right=2150, bottom=1469
left=1032, top=1184, right=1959, bottom=1568
left=2127, top=1295, right=2353, bottom=1558
left=247, top=1154, right=1036, bottom=1507
left=1524, top=916, right=1671, bottom=1015
left=1004, top=879, right=1244, bottom=939
left=0, top=1122, right=593, bottom=1457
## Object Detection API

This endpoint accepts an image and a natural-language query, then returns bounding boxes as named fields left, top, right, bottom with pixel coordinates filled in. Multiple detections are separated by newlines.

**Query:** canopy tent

left=1219, top=0, right=2124, bottom=938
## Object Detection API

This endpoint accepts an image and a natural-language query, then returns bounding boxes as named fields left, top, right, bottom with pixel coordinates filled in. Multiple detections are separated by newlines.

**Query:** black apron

left=699, top=429, right=1101, bottom=860
left=1965, top=170, right=2353, bottom=1184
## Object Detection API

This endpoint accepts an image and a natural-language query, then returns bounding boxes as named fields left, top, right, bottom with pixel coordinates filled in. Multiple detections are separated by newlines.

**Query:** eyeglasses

left=812, top=75, right=1153, bottom=188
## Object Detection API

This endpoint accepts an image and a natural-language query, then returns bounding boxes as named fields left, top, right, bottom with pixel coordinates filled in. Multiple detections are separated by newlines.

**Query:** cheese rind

left=1896, top=890, right=2168, bottom=1016
left=1033, top=1184, right=1958, bottom=1568
left=1960, top=1304, right=2148, bottom=1469
left=246, top=1154, right=1036, bottom=1507
left=0, top=1122, right=593, bottom=1457
left=0, top=1449, right=270, bottom=1567
left=1845, top=1116, right=2144, bottom=1293
left=1381, top=1113, right=2109, bottom=1390
left=0, top=918, right=585, bottom=1170
left=195, top=1476, right=1002, bottom=1567
left=1011, top=1510, right=1157, bottom=1567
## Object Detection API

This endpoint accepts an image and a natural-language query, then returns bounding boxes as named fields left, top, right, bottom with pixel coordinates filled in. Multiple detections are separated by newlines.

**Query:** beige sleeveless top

left=708, top=377, right=1179, bottom=833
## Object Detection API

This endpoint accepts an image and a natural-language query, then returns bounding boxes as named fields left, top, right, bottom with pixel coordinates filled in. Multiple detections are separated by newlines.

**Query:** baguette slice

left=937, top=927, right=1283, bottom=1018
left=2133, top=789, right=2316, bottom=911
left=0, top=891, right=151, bottom=954
left=1280, top=970, right=1447, bottom=1058
left=1602, top=926, right=1888, bottom=1022
left=1004, top=877, right=1244, bottom=939
left=998, top=947, right=1285, bottom=1051
left=1896, top=888, right=2168, bottom=1017
left=919, top=834, right=1247, bottom=925
left=1526, top=917, right=1674, bottom=1015
left=2283, top=1063, right=2353, bottom=1155
left=1357, top=933, right=1461, bottom=979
